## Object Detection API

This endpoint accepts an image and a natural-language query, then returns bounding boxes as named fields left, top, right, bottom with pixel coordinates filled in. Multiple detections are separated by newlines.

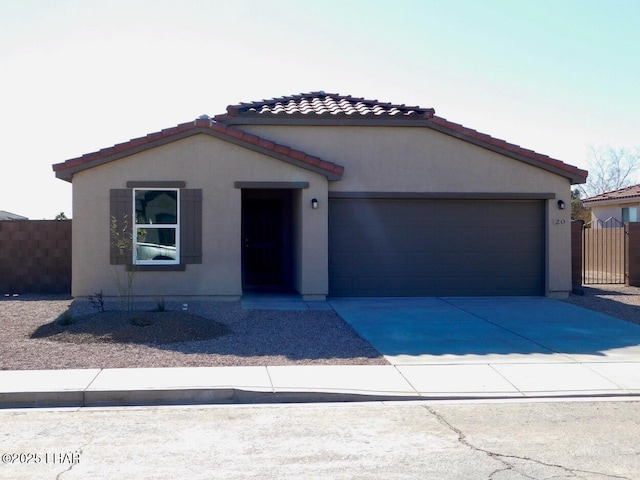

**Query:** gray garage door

left=328, top=198, right=545, bottom=296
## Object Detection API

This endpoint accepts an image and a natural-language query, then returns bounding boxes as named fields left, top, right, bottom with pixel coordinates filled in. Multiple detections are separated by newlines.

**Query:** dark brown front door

left=244, top=198, right=283, bottom=286
left=242, top=190, right=294, bottom=289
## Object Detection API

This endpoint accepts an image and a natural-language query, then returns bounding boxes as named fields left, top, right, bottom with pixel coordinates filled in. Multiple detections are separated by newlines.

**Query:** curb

left=3, top=387, right=640, bottom=409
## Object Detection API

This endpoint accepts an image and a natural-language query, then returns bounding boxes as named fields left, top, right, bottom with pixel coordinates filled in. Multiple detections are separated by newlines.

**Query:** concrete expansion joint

left=422, top=405, right=631, bottom=480
left=264, top=366, right=276, bottom=394
left=486, top=363, right=523, bottom=395
left=392, top=364, right=420, bottom=396
left=85, top=369, right=103, bottom=389
left=582, top=363, right=628, bottom=392
left=438, top=297, right=558, bottom=356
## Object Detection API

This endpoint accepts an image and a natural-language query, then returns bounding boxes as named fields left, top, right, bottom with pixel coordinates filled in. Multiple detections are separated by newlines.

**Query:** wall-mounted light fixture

left=557, top=200, right=565, bottom=210
left=311, top=198, right=319, bottom=210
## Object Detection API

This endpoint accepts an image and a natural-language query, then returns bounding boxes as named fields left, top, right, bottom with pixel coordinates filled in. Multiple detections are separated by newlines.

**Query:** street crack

left=55, top=436, right=93, bottom=480
left=423, top=405, right=631, bottom=480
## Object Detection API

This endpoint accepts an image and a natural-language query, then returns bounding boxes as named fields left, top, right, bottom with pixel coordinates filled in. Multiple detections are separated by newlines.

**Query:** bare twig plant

left=110, top=215, right=137, bottom=311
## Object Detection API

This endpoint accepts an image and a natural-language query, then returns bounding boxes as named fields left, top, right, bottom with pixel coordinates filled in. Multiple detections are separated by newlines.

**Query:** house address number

left=553, top=218, right=566, bottom=225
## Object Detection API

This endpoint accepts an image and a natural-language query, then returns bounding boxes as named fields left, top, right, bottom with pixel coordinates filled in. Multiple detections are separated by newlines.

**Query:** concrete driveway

left=329, top=297, right=640, bottom=365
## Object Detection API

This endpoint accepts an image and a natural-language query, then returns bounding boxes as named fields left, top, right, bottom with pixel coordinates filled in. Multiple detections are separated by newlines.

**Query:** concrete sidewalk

left=1, top=361, right=639, bottom=408
left=2, top=296, right=640, bottom=408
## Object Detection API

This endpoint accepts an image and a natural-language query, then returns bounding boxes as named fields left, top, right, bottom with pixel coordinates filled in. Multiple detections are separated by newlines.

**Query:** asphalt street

left=1, top=399, right=638, bottom=480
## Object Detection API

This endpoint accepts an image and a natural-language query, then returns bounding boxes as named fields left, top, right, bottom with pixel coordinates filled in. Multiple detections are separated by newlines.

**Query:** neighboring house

left=582, top=184, right=640, bottom=227
left=0, top=210, right=28, bottom=221
left=53, top=92, right=587, bottom=299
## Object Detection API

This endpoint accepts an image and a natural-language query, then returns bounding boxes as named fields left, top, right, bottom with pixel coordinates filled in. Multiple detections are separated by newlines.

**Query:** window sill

left=126, top=264, right=186, bottom=272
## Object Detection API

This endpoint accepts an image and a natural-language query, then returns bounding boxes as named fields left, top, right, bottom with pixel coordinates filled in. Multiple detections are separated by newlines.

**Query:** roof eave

left=53, top=130, right=199, bottom=182
left=424, top=119, right=588, bottom=185
left=53, top=124, right=344, bottom=182
left=583, top=196, right=640, bottom=207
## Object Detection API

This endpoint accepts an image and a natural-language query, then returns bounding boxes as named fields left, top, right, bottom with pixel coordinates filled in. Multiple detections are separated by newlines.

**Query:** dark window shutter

left=180, top=189, right=202, bottom=264
left=109, top=189, right=133, bottom=265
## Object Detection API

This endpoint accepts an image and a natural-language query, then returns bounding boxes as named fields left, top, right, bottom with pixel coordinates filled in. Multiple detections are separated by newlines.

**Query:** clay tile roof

left=218, top=91, right=435, bottom=119
left=52, top=119, right=344, bottom=182
left=52, top=92, right=588, bottom=185
left=582, top=184, right=640, bottom=205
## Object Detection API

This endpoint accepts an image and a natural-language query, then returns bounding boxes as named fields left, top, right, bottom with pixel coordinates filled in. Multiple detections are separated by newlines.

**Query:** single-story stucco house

left=582, top=184, right=640, bottom=227
left=53, top=92, right=587, bottom=300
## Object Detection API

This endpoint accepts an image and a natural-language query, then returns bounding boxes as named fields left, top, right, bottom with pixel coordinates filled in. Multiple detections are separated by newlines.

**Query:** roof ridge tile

left=219, top=92, right=435, bottom=119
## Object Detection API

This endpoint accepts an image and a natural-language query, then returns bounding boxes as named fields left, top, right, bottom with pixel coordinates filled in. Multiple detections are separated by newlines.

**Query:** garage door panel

left=329, top=253, right=352, bottom=273
left=329, top=198, right=544, bottom=296
left=382, top=227, right=411, bottom=246
left=328, top=228, right=354, bottom=251
left=352, top=253, right=402, bottom=276
left=330, top=276, right=354, bottom=295
left=405, top=253, right=440, bottom=274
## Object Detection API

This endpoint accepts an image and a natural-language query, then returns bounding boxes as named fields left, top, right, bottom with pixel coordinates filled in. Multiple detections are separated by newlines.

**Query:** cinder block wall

left=0, top=220, right=71, bottom=294
left=626, top=223, right=640, bottom=287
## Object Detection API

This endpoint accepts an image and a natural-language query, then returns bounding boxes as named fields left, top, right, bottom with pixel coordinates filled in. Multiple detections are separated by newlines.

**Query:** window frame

left=622, top=206, right=638, bottom=223
left=110, top=183, right=201, bottom=271
left=132, top=188, right=180, bottom=266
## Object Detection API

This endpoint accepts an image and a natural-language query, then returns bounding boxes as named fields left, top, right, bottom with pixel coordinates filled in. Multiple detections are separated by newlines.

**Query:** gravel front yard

left=2, top=285, right=639, bottom=371
left=0, top=297, right=387, bottom=370
left=563, top=284, right=640, bottom=326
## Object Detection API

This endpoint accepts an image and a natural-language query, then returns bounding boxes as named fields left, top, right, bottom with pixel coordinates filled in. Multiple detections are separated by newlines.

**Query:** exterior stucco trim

left=328, top=192, right=556, bottom=200
left=127, top=181, right=186, bottom=188
left=234, top=181, right=310, bottom=189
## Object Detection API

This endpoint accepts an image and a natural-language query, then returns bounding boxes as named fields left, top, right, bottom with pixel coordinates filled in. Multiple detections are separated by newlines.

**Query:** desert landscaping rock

left=563, top=284, right=640, bottom=325
left=2, top=285, right=639, bottom=371
left=30, top=311, right=232, bottom=345
left=0, top=297, right=386, bottom=370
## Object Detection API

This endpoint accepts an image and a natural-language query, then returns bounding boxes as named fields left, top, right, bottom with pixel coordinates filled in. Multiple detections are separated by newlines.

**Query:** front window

left=133, top=189, right=179, bottom=264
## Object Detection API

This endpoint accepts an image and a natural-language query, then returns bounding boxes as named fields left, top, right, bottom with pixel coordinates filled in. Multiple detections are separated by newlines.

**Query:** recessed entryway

left=241, top=189, right=294, bottom=292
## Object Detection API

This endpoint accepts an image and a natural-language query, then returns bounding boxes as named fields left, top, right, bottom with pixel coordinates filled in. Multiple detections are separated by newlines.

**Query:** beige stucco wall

left=71, top=123, right=577, bottom=299
left=71, top=134, right=328, bottom=299
left=590, top=201, right=640, bottom=226
left=243, top=125, right=575, bottom=297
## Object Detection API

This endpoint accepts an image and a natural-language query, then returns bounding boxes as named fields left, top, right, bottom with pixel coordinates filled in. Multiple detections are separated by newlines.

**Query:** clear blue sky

left=1, top=0, right=639, bottom=218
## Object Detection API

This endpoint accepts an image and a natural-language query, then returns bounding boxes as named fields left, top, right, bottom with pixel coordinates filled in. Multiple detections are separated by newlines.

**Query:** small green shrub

left=155, top=298, right=166, bottom=312
left=57, top=310, right=73, bottom=326
left=88, top=291, right=105, bottom=312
